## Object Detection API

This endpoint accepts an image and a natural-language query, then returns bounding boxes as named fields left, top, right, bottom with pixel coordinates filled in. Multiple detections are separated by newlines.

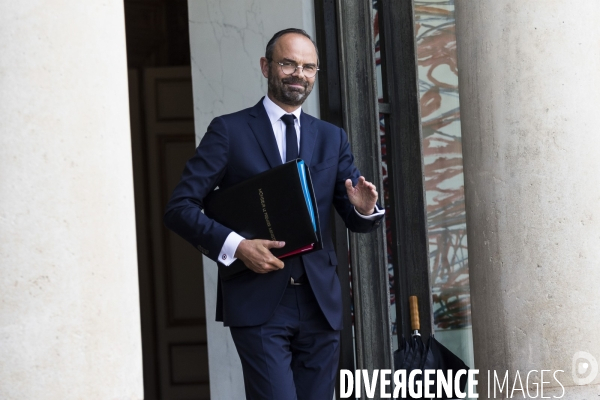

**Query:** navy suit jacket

left=164, top=99, right=382, bottom=330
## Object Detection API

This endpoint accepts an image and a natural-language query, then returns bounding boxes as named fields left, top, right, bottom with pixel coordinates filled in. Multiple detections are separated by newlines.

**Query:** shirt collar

left=263, top=95, right=302, bottom=126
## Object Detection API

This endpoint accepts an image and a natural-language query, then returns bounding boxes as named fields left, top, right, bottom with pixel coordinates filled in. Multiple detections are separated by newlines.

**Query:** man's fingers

left=247, top=254, right=283, bottom=273
left=236, top=239, right=286, bottom=273
left=257, top=241, right=285, bottom=270
left=254, top=256, right=284, bottom=273
left=357, top=177, right=377, bottom=193
left=357, top=176, right=374, bottom=189
left=263, top=240, right=286, bottom=249
left=353, top=176, right=375, bottom=190
left=345, top=179, right=353, bottom=190
left=270, top=258, right=284, bottom=270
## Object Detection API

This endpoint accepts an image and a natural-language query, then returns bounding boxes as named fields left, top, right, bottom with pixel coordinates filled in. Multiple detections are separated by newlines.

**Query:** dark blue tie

left=280, top=114, right=305, bottom=280
left=281, top=114, right=298, bottom=162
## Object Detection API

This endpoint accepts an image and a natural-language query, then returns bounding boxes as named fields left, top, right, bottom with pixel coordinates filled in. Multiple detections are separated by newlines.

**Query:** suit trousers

left=229, top=277, right=340, bottom=400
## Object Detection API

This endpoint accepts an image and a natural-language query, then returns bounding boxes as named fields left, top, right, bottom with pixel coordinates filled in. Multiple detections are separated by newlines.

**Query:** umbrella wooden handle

left=409, top=296, right=420, bottom=331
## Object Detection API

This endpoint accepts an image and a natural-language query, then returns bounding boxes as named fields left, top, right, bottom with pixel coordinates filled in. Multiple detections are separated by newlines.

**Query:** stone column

left=455, top=1, right=600, bottom=398
left=0, top=1, right=143, bottom=399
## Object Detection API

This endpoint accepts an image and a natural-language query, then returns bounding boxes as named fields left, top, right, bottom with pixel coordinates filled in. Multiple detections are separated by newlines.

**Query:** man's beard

left=268, top=68, right=314, bottom=107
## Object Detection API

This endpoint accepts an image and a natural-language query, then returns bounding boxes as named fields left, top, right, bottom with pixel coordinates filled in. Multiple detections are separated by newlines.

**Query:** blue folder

left=297, top=160, right=317, bottom=232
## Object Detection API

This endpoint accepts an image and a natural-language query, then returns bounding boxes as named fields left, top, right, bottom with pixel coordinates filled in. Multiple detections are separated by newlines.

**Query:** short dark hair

left=265, top=28, right=319, bottom=62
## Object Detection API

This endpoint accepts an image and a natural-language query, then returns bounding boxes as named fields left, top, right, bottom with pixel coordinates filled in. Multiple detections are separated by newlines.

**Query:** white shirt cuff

left=354, top=204, right=385, bottom=220
left=218, top=232, right=245, bottom=266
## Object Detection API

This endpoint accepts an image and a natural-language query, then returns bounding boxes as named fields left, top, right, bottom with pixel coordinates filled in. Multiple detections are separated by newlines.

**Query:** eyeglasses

left=271, top=60, right=319, bottom=78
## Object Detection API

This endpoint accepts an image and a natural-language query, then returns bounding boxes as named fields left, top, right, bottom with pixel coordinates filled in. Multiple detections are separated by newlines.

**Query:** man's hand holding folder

left=204, top=159, right=380, bottom=279
left=230, top=173, right=379, bottom=275
left=203, top=159, right=322, bottom=279
left=235, top=239, right=286, bottom=274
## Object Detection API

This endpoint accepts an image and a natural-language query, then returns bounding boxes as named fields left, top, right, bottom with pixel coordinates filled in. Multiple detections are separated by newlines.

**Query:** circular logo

left=572, top=351, right=599, bottom=385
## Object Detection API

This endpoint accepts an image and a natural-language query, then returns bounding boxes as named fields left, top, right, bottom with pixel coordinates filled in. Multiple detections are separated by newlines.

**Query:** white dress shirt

left=217, top=95, right=384, bottom=266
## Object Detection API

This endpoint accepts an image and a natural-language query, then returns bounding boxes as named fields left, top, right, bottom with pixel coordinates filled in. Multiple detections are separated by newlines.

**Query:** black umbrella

left=393, top=296, right=469, bottom=399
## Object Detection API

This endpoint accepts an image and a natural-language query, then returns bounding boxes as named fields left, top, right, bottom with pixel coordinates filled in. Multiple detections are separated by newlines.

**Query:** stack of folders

left=203, top=159, right=322, bottom=280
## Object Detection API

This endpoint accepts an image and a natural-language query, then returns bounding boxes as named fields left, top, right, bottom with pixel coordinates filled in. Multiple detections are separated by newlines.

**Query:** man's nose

left=291, top=66, right=306, bottom=78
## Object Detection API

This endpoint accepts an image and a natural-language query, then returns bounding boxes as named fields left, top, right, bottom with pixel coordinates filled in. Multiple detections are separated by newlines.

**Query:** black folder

left=203, top=159, right=322, bottom=280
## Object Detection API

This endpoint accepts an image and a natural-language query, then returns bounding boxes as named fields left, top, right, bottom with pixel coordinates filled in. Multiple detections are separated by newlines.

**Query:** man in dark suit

left=164, top=28, right=384, bottom=400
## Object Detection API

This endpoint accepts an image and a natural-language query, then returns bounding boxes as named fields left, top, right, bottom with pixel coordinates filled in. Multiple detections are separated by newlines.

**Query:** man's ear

left=260, top=57, right=270, bottom=78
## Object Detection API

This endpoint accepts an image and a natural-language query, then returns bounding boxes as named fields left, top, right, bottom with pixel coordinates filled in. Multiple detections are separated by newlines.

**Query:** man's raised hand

left=234, top=239, right=285, bottom=273
left=345, top=176, right=378, bottom=215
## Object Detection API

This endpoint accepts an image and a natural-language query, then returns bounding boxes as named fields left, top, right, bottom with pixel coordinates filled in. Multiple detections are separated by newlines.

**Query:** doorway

left=124, top=1, right=210, bottom=398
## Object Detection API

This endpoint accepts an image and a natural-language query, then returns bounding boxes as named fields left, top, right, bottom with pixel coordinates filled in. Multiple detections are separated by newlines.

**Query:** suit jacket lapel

left=248, top=99, right=283, bottom=169
left=299, top=111, right=317, bottom=166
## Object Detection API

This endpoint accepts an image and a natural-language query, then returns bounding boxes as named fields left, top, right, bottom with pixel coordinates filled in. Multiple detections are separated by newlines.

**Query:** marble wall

left=187, top=0, right=319, bottom=397
left=0, top=1, right=143, bottom=398
left=456, top=0, right=600, bottom=396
